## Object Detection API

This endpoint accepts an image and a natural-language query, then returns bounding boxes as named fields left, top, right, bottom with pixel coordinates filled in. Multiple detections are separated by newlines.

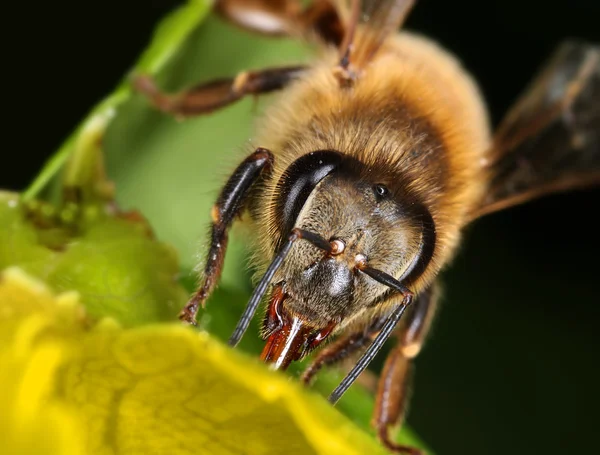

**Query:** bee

left=132, top=0, right=600, bottom=453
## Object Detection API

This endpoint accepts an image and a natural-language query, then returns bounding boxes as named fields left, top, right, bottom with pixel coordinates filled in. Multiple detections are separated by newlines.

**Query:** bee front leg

left=373, top=284, right=439, bottom=455
left=179, top=148, right=274, bottom=325
left=132, top=65, right=306, bottom=119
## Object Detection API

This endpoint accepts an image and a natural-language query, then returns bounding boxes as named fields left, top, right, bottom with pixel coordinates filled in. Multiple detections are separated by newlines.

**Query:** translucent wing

left=472, top=40, right=600, bottom=219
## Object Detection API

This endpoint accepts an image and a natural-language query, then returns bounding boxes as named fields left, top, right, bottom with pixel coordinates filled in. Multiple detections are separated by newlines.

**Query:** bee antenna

left=329, top=266, right=414, bottom=404
left=228, top=228, right=332, bottom=347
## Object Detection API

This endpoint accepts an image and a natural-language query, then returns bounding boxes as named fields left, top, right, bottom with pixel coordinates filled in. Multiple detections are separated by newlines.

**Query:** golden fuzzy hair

left=247, top=29, right=491, bottom=295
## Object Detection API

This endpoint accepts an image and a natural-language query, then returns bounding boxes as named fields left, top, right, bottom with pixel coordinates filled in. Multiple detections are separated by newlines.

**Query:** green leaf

left=0, top=192, right=187, bottom=326
left=22, top=0, right=213, bottom=202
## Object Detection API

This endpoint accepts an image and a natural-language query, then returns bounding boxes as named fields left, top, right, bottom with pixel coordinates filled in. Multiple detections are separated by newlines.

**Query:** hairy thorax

left=247, top=30, right=492, bottom=315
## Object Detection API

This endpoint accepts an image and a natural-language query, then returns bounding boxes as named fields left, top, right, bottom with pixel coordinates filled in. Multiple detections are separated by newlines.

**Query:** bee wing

left=335, top=0, right=415, bottom=68
left=472, top=40, right=600, bottom=219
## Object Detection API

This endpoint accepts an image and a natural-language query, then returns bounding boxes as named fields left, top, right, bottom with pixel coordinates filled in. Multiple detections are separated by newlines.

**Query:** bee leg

left=215, top=0, right=344, bottom=45
left=372, top=285, right=439, bottom=455
left=132, top=65, right=306, bottom=118
left=300, top=315, right=388, bottom=385
left=179, top=148, right=274, bottom=325
left=133, top=0, right=344, bottom=118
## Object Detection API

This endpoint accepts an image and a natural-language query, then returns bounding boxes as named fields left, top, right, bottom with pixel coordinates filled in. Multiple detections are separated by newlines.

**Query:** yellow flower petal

left=0, top=268, right=390, bottom=455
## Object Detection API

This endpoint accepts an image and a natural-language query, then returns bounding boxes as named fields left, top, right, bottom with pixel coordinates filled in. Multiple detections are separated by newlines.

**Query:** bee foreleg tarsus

left=214, top=0, right=344, bottom=45
left=131, top=65, right=306, bottom=118
left=372, top=285, right=439, bottom=455
left=179, top=148, right=275, bottom=326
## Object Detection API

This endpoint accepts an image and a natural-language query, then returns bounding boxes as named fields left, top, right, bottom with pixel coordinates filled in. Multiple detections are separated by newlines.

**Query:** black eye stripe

left=274, top=151, right=343, bottom=249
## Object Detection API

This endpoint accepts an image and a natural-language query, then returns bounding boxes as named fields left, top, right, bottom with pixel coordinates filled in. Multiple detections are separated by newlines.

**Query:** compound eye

left=373, top=184, right=389, bottom=201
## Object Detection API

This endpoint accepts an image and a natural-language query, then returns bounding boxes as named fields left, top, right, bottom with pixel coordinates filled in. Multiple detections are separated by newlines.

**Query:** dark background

left=3, top=1, right=599, bottom=454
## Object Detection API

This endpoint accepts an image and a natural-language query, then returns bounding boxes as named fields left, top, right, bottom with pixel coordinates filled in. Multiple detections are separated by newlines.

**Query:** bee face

left=259, top=167, right=427, bottom=369
left=275, top=173, right=423, bottom=327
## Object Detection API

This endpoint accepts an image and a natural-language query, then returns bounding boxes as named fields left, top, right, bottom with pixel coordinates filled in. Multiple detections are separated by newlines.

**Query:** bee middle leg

left=132, top=65, right=306, bottom=119
left=372, top=285, right=440, bottom=455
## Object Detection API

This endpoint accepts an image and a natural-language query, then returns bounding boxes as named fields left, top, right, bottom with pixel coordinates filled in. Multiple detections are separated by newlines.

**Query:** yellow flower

left=0, top=267, right=392, bottom=455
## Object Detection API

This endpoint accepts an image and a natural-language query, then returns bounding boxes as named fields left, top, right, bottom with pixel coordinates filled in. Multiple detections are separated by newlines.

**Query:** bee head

left=259, top=151, right=435, bottom=369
